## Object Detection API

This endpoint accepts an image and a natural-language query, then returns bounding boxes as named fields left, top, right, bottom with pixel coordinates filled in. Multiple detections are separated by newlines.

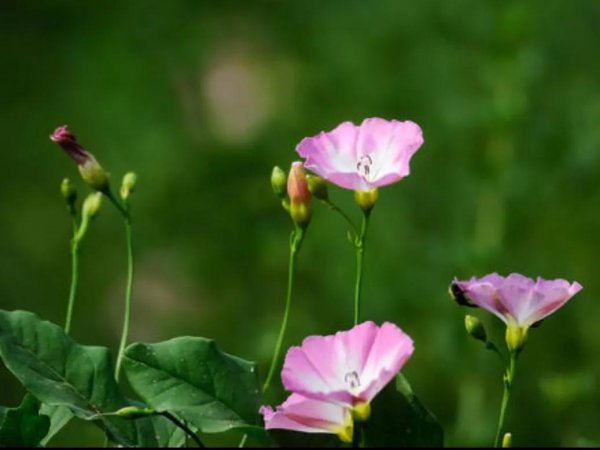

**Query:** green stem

left=262, top=226, right=305, bottom=392
left=321, top=199, right=358, bottom=236
left=485, top=341, right=506, bottom=365
left=64, top=236, right=80, bottom=334
left=494, top=352, right=518, bottom=447
left=353, top=212, right=370, bottom=325
left=238, top=434, right=248, bottom=448
left=65, top=214, right=85, bottom=334
left=115, top=213, right=134, bottom=381
left=161, top=411, right=204, bottom=448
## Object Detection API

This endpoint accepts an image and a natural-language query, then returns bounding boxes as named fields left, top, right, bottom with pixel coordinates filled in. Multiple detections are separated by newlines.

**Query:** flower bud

left=51, top=125, right=109, bottom=192
left=82, top=192, right=103, bottom=220
left=60, top=178, right=77, bottom=207
left=115, top=406, right=156, bottom=419
left=120, top=172, right=137, bottom=200
left=502, top=432, right=512, bottom=448
left=271, top=166, right=287, bottom=199
left=465, top=315, right=487, bottom=343
left=505, top=323, right=528, bottom=354
left=287, top=162, right=312, bottom=228
left=354, top=188, right=378, bottom=213
left=306, top=174, right=328, bottom=200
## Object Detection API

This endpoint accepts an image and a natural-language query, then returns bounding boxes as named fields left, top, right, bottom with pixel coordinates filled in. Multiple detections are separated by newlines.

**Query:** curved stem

left=161, top=411, right=204, bottom=448
left=321, top=199, right=358, bottom=236
left=485, top=341, right=507, bottom=365
left=353, top=212, right=370, bottom=325
left=494, top=352, right=518, bottom=447
left=262, top=226, right=305, bottom=392
left=115, top=213, right=134, bottom=381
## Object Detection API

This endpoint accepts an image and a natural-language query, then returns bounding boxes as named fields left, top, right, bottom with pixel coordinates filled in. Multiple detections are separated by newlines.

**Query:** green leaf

left=123, top=336, right=265, bottom=436
left=0, top=309, right=158, bottom=447
left=0, top=394, right=50, bottom=447
left=39, top=405, right=74, bottom=446
left=362, top=373, right=444, bottom=447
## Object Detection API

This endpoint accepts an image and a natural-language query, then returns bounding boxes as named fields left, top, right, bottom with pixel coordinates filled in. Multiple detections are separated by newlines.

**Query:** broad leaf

left=0, top=309, right=161, bottom=447
left=123, top=337, right=265, bottom=436
left=39, top=405, right=74, bottom=446
left=0, top=394, right=50, bottom=447
left=362, top=373, right=444, bottom=447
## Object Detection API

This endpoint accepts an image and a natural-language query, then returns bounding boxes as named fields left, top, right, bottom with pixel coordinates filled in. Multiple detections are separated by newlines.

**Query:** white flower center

left=356, top=155, right=373, bottom=182
left=344, top=371, right=361, bottom=391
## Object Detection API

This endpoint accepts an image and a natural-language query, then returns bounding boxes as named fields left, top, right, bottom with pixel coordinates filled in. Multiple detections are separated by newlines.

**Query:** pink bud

left=287, top=162, right=312, bottom=228
left=50, top=125, right=92, bottom=165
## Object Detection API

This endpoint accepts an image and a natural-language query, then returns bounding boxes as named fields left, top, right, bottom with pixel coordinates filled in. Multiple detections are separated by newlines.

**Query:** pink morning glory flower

left=281, top=321, right=414, bottom=419
left=296, top=118, right=423, bottom=192
left=451, top=273, right=582, bottom=351
left=260, top=393, right=353, bottom=443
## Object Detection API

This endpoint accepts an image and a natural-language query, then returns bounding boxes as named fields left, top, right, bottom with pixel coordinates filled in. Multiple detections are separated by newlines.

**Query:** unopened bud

left=60, top=178, right=77, bottom=207
left=465, top=315, right=487, bottom=343
left=307, top=174, right=328, bottom=200
left=120, top=172, right=137, bottom=200
left=287, top=162, right=312, bottom=228
left=354, top=188, right=378, bottom=213
left=82, top=192, right=103, bottom=220
left=502, top=432, right=512, bottom=448
left=115, top=406, right=156, bottom=419
left=51, top=125, right=109, bottom=192
left=505, top=324, right=528, bottom=354
left=271, top=166, right=287, bottom=199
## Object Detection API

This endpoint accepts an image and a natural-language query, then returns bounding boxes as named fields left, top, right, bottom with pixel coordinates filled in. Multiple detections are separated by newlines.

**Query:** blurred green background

left=1, top=0, right=599, bottom=446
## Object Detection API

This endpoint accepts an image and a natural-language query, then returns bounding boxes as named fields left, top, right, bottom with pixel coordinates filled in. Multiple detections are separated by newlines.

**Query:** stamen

left=344, top=371, right=361, bottom=389
left=356, top=155, right=373, bottom=181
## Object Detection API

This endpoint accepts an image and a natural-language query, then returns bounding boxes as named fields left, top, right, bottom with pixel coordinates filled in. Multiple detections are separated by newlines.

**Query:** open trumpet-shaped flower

left=451, top=273, right=582, bottom=351
left=296, top=118, right=423, bottom=192
left=260, top=393, right=354, bottom=443
left=281, top=321, right=414, bottom=418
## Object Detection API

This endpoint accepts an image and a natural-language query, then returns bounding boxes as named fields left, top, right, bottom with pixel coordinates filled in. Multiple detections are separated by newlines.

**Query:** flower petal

left=356, top=119, right=423, bottom=184
left=260, top=393, right=352, bottom=435
left=359, top=322, right=414, bottom=402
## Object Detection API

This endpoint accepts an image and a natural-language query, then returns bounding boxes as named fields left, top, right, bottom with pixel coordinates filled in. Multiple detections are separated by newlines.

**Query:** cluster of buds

left=271, top=162, right=322, bottom=230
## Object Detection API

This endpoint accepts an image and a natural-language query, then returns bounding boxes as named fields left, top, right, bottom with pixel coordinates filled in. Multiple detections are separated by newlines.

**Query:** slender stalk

left=64, top=235, right=80, bottom=334
left=161, top=411, right=204, bottom=448
left=115, top=213, right=134, bottom=381
left=494, top=352, right=518, bottom=447
left=262, top=226, right=305, bottom=392
left=238, top=434, right=248, bottom=448
left=321, top=199, right=358, bottom=236
left=353, top=212, right=370, bottom=325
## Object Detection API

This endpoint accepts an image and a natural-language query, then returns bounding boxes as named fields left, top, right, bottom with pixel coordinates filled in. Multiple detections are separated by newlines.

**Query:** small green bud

left=120, top=172, right=137, bottom=200
left=465, top=315, right=487, bottom=343
left=115, top=406, right=156, bottom=419
left=271, top=166, right=287, bottom=199
left=60, top=178, right=77, bottom=206
left=82, top=192, right=103, bottom=220
left=502, top=432, right=512, bottom=448
left=306, top=174, right=328, bottom=200
left=505, top=324, right=528, bottom=354
left=354, top=188, right=379, bottom=213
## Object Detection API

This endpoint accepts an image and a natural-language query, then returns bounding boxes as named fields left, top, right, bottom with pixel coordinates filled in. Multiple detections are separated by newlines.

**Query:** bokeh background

left=1, top=0, right=599, bottom=446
